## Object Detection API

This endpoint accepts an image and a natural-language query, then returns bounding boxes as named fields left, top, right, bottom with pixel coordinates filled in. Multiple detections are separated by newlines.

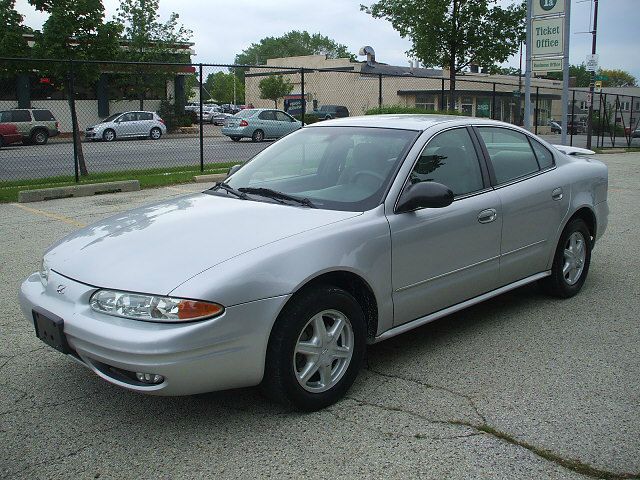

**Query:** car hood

left=45, top=193, right=361, bottom=295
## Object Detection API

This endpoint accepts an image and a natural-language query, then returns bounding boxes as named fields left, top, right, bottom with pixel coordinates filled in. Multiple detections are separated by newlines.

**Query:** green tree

left=547, top=63, right=591, bottom=87
left=114, top=0, right=193, bottom=109
left=29, top=0, right=122, bottom=176
left=0, top=0, right=31, bottom=59
left=361, top=0, right=525, bottom=110
left=259, top=75, right=293, bottom=109
left=235, top=30, right=355, bottom=67
left=204, top=71, right=245, bottom=104
left=598, top=68, right=637, bottom=88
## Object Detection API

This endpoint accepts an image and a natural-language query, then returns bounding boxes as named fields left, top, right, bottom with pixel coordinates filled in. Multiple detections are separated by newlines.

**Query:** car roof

left=307, top=114, right=521, bottom=132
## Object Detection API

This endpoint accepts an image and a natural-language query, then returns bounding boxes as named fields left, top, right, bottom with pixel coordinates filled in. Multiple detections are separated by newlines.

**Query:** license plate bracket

left=33, top=309, right=71, bottom=354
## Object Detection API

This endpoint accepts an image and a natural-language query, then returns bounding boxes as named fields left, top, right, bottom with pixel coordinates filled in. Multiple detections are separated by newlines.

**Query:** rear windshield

left=235, top=109, right=259, bottom=118
left=33, top=110, right=55, bottom=121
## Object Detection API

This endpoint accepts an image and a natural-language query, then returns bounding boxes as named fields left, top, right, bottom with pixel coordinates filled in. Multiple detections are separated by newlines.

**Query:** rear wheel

left=103, top=129, right=116, bottom=142
left=251, top=129, right=264, bottom=142
left=31, top=129, right=49, bottom=145
left=261, top=285, right=366, bottom=411
left=541, top=218, right=592, bottom=298
left=230, top=136, right=241, bottom=142
left=0, top=136, right=4, bottom=148
left=150, top=127, right=162, bottom=140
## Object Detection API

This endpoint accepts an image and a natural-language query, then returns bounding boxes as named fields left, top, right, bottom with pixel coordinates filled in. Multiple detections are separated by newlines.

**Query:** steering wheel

left=352, top=170, right=386, bottom=184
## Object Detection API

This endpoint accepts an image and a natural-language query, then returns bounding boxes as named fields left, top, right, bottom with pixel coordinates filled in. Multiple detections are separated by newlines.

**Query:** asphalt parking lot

left=1, top=153, right=638, bottom=479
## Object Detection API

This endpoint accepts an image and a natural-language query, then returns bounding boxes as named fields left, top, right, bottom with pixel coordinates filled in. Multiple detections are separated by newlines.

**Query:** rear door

left=275, top=111, right=298, bottom=136
left=136, top=112, right=154, bottom=136
left=475, top=126, right=570, bottom=285
left=388, top=126, right=502, bottom=325
left=257, top=110, right=277, bottom=137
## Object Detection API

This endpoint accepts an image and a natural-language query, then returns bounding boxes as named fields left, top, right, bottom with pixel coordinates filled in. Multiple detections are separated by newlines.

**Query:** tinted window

left=410, top=128, right=484, bottom=196
left=275, top=111, right=292, bottom=122
left=120, top=113, right=136, bottom=122
left=138, top=112, right=153, bottom=121
left=529, top=138, right=554, bottom=169
left=11, top=110, right=31, bottom=122
left=0, top=111, right=10, bottom=122
left=258, top=110, right=276, bottom=120
left=33, top=110, right=55, bottom=121
left=478, top=127, right=540, bottom=184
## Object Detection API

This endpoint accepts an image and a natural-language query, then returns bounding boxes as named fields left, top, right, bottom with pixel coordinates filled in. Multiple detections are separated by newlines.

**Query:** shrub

left=294, top=114, right=320, bottom=124
left=157, top=101, right=195, bottom=132
left=365, top=106, right=463, bottom=116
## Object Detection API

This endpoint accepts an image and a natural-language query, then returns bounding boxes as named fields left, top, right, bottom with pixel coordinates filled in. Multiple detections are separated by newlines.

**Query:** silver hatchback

left=85, top=111, right=167, bottom=142
left=21, top=115, right=608, bottom=411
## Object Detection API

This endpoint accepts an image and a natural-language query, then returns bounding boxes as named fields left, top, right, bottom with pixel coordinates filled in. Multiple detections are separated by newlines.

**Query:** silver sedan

left=20, top=115, right=608, bottom=411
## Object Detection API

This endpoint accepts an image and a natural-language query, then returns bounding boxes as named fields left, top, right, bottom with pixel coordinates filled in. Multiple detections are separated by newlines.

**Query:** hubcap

left=293, top=309, right=354, bottom=393
left=563, top=231, right=586, bottom=285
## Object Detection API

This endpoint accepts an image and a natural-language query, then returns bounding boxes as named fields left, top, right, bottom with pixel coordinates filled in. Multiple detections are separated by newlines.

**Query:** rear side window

left=529, top=138, right=554, bottom=169
left=411, top=128, right=484, bottom=196
left=275, top=111, right=293, bottom=122
left=138, top=112, right=153, bottom=120
left=478, top=127, right=540, bottom=184
left=33, top=110, right=55, bottom=121
left=11, top=110, right=31, bottom=122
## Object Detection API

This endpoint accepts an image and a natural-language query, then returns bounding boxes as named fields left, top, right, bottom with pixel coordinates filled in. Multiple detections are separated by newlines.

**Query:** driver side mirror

left=227, top=164, right=242, bottom=176
left=396, top=181, right=454, bottom=213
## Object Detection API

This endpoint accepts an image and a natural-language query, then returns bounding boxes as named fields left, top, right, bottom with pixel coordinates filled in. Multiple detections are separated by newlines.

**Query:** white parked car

left=85, top=111, right=167, bottom=142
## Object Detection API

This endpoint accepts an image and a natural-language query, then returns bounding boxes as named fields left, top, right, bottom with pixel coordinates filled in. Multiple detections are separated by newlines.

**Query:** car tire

left=0, top=136, right=4, bottom=148
left=261, top=285, right=366, bottom=411
left=103, top=129, right=116, bottom=142
left=541, top=218, right=592, bottom=298
left=251, top=130, right=264, bottom=142
left=150, top=127, right=162, bottom=140
left=31, top=129, right=49, bottom=145
left=230, top=136, right=241, bottom=142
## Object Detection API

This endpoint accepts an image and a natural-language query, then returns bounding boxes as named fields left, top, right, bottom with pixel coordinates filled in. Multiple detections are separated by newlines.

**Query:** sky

left=13, top=0, right=640, bottom=81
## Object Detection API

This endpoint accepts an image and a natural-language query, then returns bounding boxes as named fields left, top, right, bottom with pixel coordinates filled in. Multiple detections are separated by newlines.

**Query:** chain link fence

left=1, top=57, right=639, bottom=188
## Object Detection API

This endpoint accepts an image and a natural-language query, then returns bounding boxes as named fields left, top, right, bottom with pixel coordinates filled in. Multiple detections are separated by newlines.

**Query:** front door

left=388, top=127, right=502, bottom=326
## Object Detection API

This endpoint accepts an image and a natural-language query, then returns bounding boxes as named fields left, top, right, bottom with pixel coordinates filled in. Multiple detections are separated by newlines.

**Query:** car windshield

left=102, top=113, right=122, bottom=123
left=224, top=126, right=419, bottom=211
left=235, top=109, right=258, bottom=118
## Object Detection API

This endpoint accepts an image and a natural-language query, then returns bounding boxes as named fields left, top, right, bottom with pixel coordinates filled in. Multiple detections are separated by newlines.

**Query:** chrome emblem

left=56, top=284, right=66, bottom=294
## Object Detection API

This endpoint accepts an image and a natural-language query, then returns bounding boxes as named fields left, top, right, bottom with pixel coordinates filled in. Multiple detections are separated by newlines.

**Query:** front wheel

left=102, top=129, right=116, bottom=142
left=230, top=136, right=241, bottom=142
left=261, top=286, right=366, bottom=411
left=150, top=127, right=162, bottom=140
left=541, top=218, right=592, bottom=298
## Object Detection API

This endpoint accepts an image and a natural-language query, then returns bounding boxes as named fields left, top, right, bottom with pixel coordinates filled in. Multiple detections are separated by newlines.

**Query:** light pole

left=586, top=0, right=599, bottom=149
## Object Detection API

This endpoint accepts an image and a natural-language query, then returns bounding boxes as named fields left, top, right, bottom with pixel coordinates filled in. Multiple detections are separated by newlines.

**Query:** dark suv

left=307, top=105, right=350, bottom=121
left=0, top=109, right=60, bottom=145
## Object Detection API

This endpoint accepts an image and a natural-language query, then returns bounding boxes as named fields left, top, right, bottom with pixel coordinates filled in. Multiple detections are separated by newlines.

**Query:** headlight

left=90, top=289, right=224, bottom=323
left=40, top=258, right=49, bottom=287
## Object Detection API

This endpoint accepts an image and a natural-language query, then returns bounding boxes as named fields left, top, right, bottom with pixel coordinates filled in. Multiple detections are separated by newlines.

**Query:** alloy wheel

left=563, top=231, right=586, bottom=285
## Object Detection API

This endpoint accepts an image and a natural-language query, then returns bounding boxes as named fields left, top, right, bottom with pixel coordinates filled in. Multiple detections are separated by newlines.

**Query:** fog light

left=135, top=372, right=164, bottom=384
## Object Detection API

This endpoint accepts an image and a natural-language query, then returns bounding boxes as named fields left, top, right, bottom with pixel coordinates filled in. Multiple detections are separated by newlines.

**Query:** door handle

left=552, top=187, right=563, bottom=201
left=478, top=208, right=497, bottom=224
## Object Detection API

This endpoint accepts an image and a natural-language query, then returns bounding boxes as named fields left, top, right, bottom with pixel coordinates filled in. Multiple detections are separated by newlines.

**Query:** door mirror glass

left=396, top=181, right=454, bottom=213
left=228, top=164, right=242, bottom=176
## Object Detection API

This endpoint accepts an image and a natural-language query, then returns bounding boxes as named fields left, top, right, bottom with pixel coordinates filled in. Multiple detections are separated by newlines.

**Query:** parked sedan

left=20, top=115, right=608, bottom=411
left=221, top=108, right=301, bottom=142
left=85, top=111, right=166, bottom=142
left=0, top=122, right=23, bottom=147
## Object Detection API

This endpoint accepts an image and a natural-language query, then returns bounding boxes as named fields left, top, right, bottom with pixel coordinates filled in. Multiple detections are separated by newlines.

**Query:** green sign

left=533, top=0, right=564, bottom=16
left=595, top=75, right=609, bottom=81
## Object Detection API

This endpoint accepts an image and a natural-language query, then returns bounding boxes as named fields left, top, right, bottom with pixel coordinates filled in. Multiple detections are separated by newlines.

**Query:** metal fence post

left=491, top=83, right=496, bottom=120
left=378, top=74, right=383, bottom=108
left=570, top=90, right=575, bottom=146
left=300, top=68, right=305, bottom=126
left=534, top=86, right=540, bottom=135
left=613, top=95, right=619, bottom=148
left=600, top=93, right=606, bottom=148
left=199, top=63, right=204, bottom=172
left=69, top=60, right=79, bottom=183
left=628, top=96, right=635, bottom=147
left=441, top=79, right=445, bottom=112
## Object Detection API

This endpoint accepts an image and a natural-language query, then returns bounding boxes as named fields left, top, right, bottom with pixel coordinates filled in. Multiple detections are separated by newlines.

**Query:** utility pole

left=561, top=0, right=571, bottom=145
left=586, top=0, right=599, bottom=149
left=524, top=0, right=532, bottom=131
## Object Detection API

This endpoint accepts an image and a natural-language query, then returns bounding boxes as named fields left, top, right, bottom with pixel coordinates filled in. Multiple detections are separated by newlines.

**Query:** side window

left=410, top=128, right=484, bottom=196
left=478, top=127, right=540, bottom=184
left=12, top=110, right=31, bottom=122
left=139, top=112, right=153, bottom=121
left=33, top=110, right=55, bottom=121
left=275, top=111, right=293, bottom=122
left=0, top=111, right=10, bottom=122
left=259, top=111, right=276, bottom=120
left=120, top=113, right=136, bottom=122
left=529, top=138, right=554, bottom=169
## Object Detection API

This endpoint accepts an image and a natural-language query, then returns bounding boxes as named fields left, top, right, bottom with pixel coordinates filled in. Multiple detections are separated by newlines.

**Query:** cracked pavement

left=1, top=154, right=639, bottom=479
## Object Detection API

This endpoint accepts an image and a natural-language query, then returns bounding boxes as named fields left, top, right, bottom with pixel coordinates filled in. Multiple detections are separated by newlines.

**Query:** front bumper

left=20, top=270, right=290, bottom=396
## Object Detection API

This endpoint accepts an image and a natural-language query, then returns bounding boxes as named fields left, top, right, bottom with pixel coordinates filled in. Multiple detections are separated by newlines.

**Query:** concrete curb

left=193, top=174, right=227, bottom=184
left=18, top=180, right=140, bottom=203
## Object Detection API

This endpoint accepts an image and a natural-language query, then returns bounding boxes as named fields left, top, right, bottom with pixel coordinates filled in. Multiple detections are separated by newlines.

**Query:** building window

left=461, top=96, right=473, bottom=115
left=579, top=101, right=588, bottom=111
left=416, top=94, right=436, bottom=111
left=619, top=101, right=630, bottom=111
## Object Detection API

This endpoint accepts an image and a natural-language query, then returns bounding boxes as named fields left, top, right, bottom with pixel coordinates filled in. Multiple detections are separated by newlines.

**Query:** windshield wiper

left=238, top=187, right=316, bottom=208
left=209, top=182, right=248, bottom=200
